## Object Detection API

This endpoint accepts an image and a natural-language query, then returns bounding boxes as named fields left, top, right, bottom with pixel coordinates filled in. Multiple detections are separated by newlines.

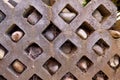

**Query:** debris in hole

left=109, top=55, right=119, bottom=69
left=0, top=48, right=5, bottom=60
left=43, top=58, right=61, bottom=75
left=25, top=43, right=43, bottom=59
left=61, top=72, right=77, bottom=80
left=11, top=31, right=24, bottom=42
left=77, top=29, right=88, bottom=39
left=59, top=5, right=77, bottom=23
left=44, top=30, right=55, bottom=41
left=27, top=10, right=42, bottom=25
left=93, top=45, right=104, bottom=56
left=92, top=10, right=103, bottom=22
left=77, top=56, right=93, bottom=72
left=60, top=40, right=77, bottom=55
left=29, top=74, right=42, bottom=80
left=12, top=60, right=25, bottom=73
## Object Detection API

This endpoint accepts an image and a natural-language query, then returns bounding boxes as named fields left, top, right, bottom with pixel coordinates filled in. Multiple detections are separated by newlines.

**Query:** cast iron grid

left=0, top=0, right=119, bottom=80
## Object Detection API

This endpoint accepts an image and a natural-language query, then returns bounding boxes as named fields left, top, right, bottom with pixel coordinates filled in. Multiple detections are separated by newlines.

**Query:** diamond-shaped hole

left=29, top=74, right=42, bottom=80
left=76, top=22, right=95, bottom=40
left=0, top=75, right=7, bottom=80
left=43, top=57, right=61, bottom=75
left=81, top=0, right=91, bottom=6
left=92, top=4, right=111, bottom=23
left=6, top=24, right=25, bottom=42
left=108, top=54, right=120, bottom=70
left=0, top=44, right=8, bottom=60
left=61, top=72, right=77, bottom=80
left=9, top=59, right=27, bottom=75
left=59, top=4, right=78, bottom=24
left=76, top=56, right=93, bottom=72
left=0, top=10, right=6, bottom=23
left=93, top=39, right=110, bottom=56
left=60, top=40, right=77, bottom=56
left=23, top=6, right=42, bottom=25
left=42, top=22, right=61, bottom=42
left=92, top=71, right=109, bottom=80
left=3, top=0, right=21, bottom=8
left=42, top=0, right=56, bottom=6
left=25, top=43, right=43, bottom=60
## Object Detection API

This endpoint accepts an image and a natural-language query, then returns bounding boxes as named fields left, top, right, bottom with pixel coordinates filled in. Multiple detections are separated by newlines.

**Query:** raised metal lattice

left=0, top=0, right=119, bottom=80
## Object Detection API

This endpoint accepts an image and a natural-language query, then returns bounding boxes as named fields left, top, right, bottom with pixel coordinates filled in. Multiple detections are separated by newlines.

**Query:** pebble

left=61, top=43, right=72, bottom=54
left=79, top=60, right=88, bottom=71
left=62, top=8, right=70, bottom=13
left=77, top=29, right=88, bottom=39
left=93, top=45, right=104, bottom=56
left=109, top=30, right=120, bottom=39
left=109, top=55, right=119, bottom=68
left=59, top=12, right=76, bottom=23
left=27, top=10, right=41, bottom=25
left=11, top=31, right=23, bottom=42
left=48, top=62, right=59, bottom=74
left=0, top=48, right=5, bottom=59
left=93, top=10, right=103, bottom=22
left=63, top=77, right=74, bottom=80
left=12, top=60, right=25, bottom=73
left=96, top=76, right=104, bottom=80
left=44, top=31, right=55, bottom=41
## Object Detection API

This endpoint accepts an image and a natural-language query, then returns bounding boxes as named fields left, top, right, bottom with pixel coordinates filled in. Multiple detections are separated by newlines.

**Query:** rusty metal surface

left=0, top=0, right=119, bottom=80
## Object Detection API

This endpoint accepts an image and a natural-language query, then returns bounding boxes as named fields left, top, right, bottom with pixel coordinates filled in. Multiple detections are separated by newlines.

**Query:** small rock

left=109, top=56, right=119, bottom=68
left=48, top=63, right=59, bottom=73
left=0, top=49, right=5, bottom=59
left=79, top=60, right=88, bottom=71
left=11, top=31, right=23, bottom=42
left=64, top=77, right=74, bottom=80
left=12, top=60, right=25, bottom=73
left=77, top=29, right=88, bottom=39
left=62, top=8, right=70, bottom=13
left=93, top=10, right=103, bottom=22
left=59, top=12, right=76, bottom=23
left=44, top=31, right=55, bottom=41
left=109, top=30, right=120, bottom=39
left=61, top=43, right=72, bottom=54
left=27, top=10, right=41, bottom=25
left=96, top=76, right=104, bottom=80
left=93, top=45, right=104, bottom=56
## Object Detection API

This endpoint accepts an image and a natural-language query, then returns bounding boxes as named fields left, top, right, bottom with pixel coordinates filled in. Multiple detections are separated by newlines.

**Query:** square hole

left=29, top=74, right=42, bottom=80
left=92, top=71, right=109, bottom=80
left=6, top=24, right=25, bottom=42
left=43, top=57, right=61, bottom=75
left=76, top=56, right=93, bottom=73
left=42, top=0, right=56, bottom=6
left=0, top=44, right=8, bottom=60
left=59, top=4, right=78, bottom=24
left=60, top=40, right=77, bottom=56
left=81, top=0, right=91, bottom=6
left=25, top=43, right=43, bottom=60
left=9, top=59, right=27, bottom=76
left=0, top=75, right=7, bottom=80
left=23, top=6, right=42, bottom=25
left=0, top=10, right=6, bottom=23
left=92, top=4, right=111, bottom=23
left=108, top=54, right=120, bottom=70
left=61, top=72, right=77, bottom=80
left=42, top=22, right=61, bottom=42
left=93, top=39, right=110, bottom=56
left=76, top=22, right=95, bottom=40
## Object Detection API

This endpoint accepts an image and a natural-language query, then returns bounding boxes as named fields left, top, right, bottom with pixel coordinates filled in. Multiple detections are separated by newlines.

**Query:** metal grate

left=0, top=0, right=119, bottom=80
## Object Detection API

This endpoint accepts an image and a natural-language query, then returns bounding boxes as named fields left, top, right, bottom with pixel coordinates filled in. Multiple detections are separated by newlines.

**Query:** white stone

left=0, top=49, right=5, bottom=59
left=59, top=13, right=76, bottom=23
left=44, top=31, right=55, bottom=41
left=109, top=56, right=119, bottom=68
left=93, top=45, right=104, bottom=56
left=77, top=29, right=88, bottom=39
left=11, top=31, right=23, bottom=42
left=93, top=10, right=103, bottom=22
left=49, top=65, right=59, bottom=73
